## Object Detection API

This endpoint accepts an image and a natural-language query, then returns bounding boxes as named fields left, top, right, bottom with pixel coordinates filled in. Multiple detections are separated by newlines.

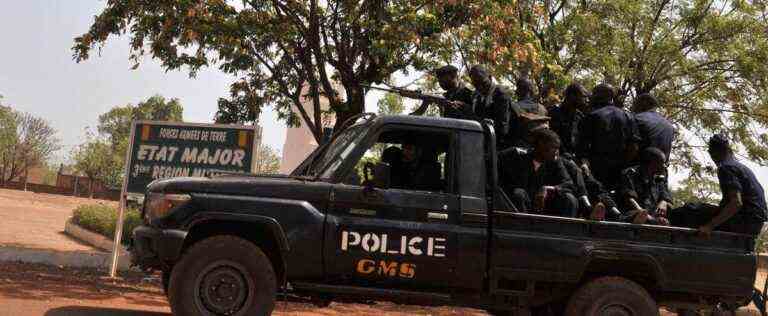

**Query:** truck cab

left=131, top=114, right=760, bottom=316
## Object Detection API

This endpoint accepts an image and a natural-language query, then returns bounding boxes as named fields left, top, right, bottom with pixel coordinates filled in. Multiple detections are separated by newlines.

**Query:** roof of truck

left=368, top=114, right=484, bottom=132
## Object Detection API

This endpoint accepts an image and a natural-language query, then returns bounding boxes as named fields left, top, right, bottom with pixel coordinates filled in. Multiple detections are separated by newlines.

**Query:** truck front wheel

left=168, top=235, right=277, bottom=316
left=565, top=276, right=658, bottom=316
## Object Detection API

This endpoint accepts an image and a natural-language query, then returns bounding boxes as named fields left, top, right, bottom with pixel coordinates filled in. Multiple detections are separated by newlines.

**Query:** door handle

left=428, top=212, right=449, bottom=220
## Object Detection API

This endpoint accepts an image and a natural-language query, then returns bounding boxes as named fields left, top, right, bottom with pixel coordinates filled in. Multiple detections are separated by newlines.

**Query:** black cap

left=435, top=65, right=459, bottom=77
left=469, top=65, right=491, bottom=78
left=708, top=134, right=731, bottom=151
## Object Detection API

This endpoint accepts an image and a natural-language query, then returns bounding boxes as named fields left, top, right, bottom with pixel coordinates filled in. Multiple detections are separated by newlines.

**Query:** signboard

left=125, top=121, right=259, bottom=194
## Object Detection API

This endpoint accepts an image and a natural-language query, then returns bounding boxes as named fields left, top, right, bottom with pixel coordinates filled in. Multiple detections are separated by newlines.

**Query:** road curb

left=0, top=245, right=131, bottom=270
left=64, top=218, right=129, bottom=255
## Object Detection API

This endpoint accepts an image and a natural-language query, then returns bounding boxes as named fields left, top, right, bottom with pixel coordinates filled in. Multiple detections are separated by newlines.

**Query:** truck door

left=322, top=125, right=460, bottom=292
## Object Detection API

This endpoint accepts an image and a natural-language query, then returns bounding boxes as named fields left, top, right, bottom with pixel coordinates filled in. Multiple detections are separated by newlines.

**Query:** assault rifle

left=362, top=84, right=461, bottom=108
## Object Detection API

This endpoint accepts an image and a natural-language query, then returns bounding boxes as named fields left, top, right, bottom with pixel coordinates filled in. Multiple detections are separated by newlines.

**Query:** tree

left=253, top=144, right=281, bottom=174
left=73, top=1, right=483, bottom=142
left=98, top=95, right=183, bottom=149
left=72, top=138, right=122, bottom=195
left=670, top=172, right=720, bottom=205
left=0, top=109, right=60, bottom=185
left=513, top=0, right=768, bottom=172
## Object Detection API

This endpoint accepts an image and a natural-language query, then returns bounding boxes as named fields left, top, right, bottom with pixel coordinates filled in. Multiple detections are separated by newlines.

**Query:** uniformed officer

left=514, top=78, right=548, bottom=116
left=618, top=147, right=672, bottom=225
left=399, top=143, right=443, bottom=192
left=409, top=65, right=475, bottom=119
left=499, top=129, right=578, bottom=217
left=669, top=135, right=767, bottom=235
left=632, top=93, right=675, bottom=161
left=549, top=83, right=588, bottom=157
left=576, top=83, right=641, bottom=191
left=468, top=65, right=520, bottom=148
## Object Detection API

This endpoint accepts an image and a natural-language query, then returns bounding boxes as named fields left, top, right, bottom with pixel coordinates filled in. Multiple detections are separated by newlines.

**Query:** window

left=344, top=128, right=453, bottom=194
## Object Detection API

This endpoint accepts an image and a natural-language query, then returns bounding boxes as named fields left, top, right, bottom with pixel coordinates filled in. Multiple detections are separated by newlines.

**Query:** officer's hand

left=632, top=210, right=649, bottom=224
left=655, top=201, right=669, bottom=217
left=590, top=202, right=606, bottom=221
left=534, top=192, right=547, bottom=212
left=450, top=101, right=465, bottom=110
left=656, top=216, right=670, bottom=226
left=698, top=224, right=713, bottom=237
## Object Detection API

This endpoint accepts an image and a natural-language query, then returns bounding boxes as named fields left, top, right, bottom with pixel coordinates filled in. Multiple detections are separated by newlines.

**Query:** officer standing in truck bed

left=409, top=65, right=475, bottom=119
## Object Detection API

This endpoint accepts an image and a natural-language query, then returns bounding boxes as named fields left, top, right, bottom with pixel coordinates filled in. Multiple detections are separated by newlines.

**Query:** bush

left=71, top=204, right=142, bottom=245
left=756, top=228, right=768, bottom=254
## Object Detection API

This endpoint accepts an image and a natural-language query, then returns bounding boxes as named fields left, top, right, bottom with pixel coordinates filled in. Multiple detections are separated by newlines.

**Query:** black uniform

left=577, top=104, right=640, bottom=190
left=472, top=84, right=520, bottom=148
left=635, top=111, right=674, bottom=161
left=411, top=84, right=475, bottom=119
left=499, top=147, right=578, bottom=217
left=670, top=157, right=767, bottom=235
left=618, top=166, right=672, bottom=222
left=548, top=105, right=584, bottom=157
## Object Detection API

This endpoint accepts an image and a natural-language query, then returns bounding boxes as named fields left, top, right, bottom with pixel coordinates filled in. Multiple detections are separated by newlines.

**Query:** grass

left=71, top=204, right=142, bottom=245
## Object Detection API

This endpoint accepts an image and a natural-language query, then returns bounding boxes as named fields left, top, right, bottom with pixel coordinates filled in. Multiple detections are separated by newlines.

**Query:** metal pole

left=109, top=122, right=137, bottom=278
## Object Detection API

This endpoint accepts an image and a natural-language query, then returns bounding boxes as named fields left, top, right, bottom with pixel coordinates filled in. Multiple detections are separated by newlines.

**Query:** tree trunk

left=332, top=87, right=366, bottom=133
left=89, top=179, right=94, bottom=199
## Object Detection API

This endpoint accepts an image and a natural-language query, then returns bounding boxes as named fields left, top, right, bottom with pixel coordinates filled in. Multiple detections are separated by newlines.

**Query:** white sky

left=0, top=1, right=765, bottom=190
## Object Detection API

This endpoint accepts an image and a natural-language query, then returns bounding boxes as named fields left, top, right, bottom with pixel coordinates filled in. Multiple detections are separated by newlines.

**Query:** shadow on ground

left=0, top=262, right=167, bottom=307
left=44, top=306, right=171, bottom=316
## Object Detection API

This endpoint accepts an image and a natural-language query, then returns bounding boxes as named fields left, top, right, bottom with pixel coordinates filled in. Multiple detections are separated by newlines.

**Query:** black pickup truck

left=131, top=114, right=761, bottom=316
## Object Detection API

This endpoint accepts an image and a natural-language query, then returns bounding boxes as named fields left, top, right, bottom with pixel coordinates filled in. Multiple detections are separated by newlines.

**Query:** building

left=279, top=85, right=338, bottom=174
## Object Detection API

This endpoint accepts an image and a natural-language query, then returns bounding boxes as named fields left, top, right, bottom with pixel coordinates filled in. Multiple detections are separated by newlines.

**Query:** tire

left=565, top=276, right=658, bottom=316
left=168, top=235, right=277, bottom=316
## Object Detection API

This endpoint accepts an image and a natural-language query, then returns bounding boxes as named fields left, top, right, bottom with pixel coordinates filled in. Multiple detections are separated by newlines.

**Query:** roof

left=368, top=115, right=484, bottom=132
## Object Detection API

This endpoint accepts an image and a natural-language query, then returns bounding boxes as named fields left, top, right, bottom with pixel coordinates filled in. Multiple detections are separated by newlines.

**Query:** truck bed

left=490, top=211, right=756, bottom=302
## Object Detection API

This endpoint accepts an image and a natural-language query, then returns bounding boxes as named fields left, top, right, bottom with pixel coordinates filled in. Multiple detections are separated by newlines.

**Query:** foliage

left=670, top=172, right=720, bottom=206
left=98, top=94, right=183, bottom=155
left=756, top=229, right=768, bottom=253
left=514, top=0, right=768, bottom=172
left=72, top=137, right=122, bottom=191
left=0, top=107, right=60, bottom=184
left=71, top=204, right=141, bottom=245
left=72, top=0, right=485, bottom=142
left=253, top=144, right=281, bottom=174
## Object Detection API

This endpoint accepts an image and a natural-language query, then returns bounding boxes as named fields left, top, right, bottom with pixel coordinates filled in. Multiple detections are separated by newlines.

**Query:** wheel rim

left=598, top=303, right=634, bottom=316
left=194, top=260, right=253, bottom=316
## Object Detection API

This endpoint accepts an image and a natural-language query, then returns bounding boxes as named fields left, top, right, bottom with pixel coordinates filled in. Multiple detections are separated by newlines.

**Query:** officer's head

left=402, top=143, right=422, bottom=163
left=382, top=146, right=403, bottom=167
left=708, top=134, right=733, bottom=163
left=469, top=65, right=492, bottom=92
left=435, top=65, right=460, bottom=91
left=515, top=78, right=535, bottom=101
left=632, top=93, right=659, bottom=113
left=590, top=83, right=615, bottom=108
left=639, top=147, right=667, bottom=175
left=564, top=83, right=589, bottom=110
left=531, top=128, right=561, bottom=162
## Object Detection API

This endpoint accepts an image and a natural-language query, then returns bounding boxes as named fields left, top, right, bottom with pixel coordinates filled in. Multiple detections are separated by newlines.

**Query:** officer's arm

left=704, top=190, right=743, bottom=229
left=495, top=97, right=513, bottom=139
left=575, top=114, right=592, bottom=168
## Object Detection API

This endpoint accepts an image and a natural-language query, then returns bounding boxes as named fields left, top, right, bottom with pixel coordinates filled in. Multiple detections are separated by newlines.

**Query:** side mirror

left=363, top=162, right=391, bottom=190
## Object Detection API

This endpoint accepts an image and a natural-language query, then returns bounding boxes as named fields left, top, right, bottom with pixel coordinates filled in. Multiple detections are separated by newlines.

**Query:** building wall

left=279, top=85, right=338, bottom=174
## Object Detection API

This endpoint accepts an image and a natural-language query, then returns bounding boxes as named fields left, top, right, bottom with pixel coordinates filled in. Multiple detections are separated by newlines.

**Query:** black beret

left=435, top=65, right=459, bottom=76
left=708, top=134, right=731, bottom=151
left=640, top=147, right=667, bottom=164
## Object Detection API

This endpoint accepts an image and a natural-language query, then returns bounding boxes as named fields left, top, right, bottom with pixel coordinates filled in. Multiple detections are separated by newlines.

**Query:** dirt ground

left=0, top=262, right=765, bottom=316
left=0, top=188, right=115, bottom=251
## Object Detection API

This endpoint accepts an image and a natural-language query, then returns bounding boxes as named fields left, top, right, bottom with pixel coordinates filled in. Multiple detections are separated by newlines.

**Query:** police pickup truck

left=131, top=114, right=762, bottom=316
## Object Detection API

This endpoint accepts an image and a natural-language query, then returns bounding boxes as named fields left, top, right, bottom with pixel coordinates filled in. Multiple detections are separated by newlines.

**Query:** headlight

left=145, top=193, right=191, bottom=222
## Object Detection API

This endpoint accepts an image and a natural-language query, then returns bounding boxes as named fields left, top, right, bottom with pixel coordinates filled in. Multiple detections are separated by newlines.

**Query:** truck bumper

left=130, top=225, right=187, bottom=270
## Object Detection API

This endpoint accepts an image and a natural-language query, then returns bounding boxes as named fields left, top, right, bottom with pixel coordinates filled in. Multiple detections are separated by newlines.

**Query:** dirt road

left=1, top=262, right=765, bottom=316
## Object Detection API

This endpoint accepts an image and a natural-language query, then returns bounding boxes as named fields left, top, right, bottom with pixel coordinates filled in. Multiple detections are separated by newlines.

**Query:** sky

left=0, top=1, right=765, bottom=188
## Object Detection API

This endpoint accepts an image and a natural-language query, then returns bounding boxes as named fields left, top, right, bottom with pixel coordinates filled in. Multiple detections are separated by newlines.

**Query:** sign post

left=109, top=121, right=259, bottom=277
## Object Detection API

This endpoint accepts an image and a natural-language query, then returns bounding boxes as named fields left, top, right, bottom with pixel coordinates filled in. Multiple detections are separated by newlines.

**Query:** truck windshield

left=308, top=124, right=368, bottom=178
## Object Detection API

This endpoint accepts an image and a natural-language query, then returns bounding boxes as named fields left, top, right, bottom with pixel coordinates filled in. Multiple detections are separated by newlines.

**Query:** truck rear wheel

left=565, top=276, right=658, bottom=316
left=168, top=235, right=277, bottom=316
